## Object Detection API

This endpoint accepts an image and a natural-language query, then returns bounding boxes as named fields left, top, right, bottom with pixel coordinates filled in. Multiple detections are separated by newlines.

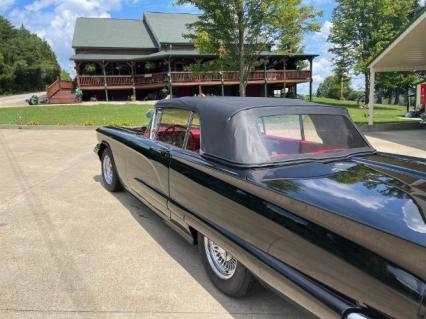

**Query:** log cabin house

left=71, top=12, right=318, bottom=101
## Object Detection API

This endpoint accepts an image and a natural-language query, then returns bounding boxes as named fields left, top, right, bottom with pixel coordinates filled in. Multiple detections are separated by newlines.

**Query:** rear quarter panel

left=168, top=152, right=424, bottom=319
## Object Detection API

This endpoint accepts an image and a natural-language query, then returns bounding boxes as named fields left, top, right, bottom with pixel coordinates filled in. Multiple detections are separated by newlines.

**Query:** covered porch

left=368, top=8, right=426, bottom=125
left=72, top=52, right=316, bottom=101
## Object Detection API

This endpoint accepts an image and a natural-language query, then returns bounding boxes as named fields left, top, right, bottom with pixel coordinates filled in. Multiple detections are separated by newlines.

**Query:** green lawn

left=0, top=98, right=410, bottom=126
left=0, top=104, right=154, bottom=126
left=310, top=97, right=408, bottom=124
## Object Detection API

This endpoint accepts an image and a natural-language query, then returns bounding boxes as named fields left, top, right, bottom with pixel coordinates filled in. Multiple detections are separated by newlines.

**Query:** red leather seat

left=187, top=129, right=201, bottom=153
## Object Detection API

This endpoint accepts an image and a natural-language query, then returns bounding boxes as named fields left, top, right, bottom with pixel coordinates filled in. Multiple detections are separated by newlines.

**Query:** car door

left=127, top=107, right=192, bottom=218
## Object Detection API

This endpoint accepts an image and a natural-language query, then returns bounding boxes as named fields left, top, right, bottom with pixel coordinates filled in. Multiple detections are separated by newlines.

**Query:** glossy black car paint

left=96, top=121, right=426, bottom=319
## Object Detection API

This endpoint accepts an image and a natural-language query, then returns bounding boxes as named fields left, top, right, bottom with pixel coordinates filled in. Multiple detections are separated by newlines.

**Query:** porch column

left=368, top=68, right=375, bottom=126
left=195, top=58, right=203, bottom=96
left=167, top=57, right=173, bottom=98
left=75, top=62, right=81, bottom=85
left=130, top=61, right=136, bottom=98
left=309, top=58, right=313, bottom=102
left=102, top=61, right=109, bottom=102
left=76, top=63, right=81, bottom=87
left=264, top=61, right=268, bottom=97
left=282, top=58, right=287, bottom=98
left=220, top=72, right=225, bottom=96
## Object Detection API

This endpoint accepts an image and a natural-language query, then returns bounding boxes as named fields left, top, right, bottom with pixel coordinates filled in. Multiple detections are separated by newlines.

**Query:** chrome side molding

left=346, top=314, right=371, bottom=319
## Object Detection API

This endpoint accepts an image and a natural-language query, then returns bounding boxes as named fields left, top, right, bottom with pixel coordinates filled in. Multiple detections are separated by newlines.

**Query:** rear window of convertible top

left=256, top=114, right=368, bottom=160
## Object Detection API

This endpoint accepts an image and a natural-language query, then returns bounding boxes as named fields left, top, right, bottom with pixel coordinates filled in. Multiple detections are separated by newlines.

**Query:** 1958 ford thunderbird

left=95, top=97, right=426, bottom=319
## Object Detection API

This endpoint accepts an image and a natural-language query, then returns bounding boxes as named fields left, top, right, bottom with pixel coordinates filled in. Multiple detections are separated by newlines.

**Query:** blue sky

left=0, top=0, right=339, bottom=94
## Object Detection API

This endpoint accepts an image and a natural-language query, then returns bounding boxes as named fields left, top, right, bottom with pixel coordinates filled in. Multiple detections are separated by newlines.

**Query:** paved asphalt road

left=0, top=128, right=424, bottom=319
left=0, top=92, right=45, bottom=108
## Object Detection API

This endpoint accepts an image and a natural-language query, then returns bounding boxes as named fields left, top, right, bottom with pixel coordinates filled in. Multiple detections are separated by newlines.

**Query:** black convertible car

left=95, top=97, right=426, bottom=319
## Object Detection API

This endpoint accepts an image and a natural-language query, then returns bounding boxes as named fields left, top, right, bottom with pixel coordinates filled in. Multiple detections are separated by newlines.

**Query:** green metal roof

left=71, top=51, right=214, bottom=62
left=71, top=54, right=148, bottom=61
left=72, top=17, right=156, bottom=49
left=71, top=50, right=318, bottom=62
left=143, top=12, right=200, bottom=45
left=71, top=12, right=319, bottom=61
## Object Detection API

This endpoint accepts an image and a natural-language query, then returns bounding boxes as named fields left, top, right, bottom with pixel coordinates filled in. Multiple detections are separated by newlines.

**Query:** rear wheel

left=101, top=147, right=123, bottom=192
left=198, top=233, right=255, bottom=297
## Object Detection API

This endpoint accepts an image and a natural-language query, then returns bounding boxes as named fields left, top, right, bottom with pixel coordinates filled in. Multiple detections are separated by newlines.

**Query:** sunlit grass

left=0, top=104, right=154, bottom=126
left=310, top=97, right=407, bottom=124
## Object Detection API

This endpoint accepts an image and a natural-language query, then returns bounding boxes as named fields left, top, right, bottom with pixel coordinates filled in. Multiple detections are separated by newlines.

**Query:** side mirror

left=146, top=109, right=154, bottom=119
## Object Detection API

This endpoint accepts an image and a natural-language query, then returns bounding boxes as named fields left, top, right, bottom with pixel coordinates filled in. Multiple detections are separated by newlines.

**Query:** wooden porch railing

left=134, top=72, right=167, bottom=85
left=76, top=70, right=311, bottom=88
left=171, top=70, right=311, bottom=83
left=46, top=79, right=73, bottom=98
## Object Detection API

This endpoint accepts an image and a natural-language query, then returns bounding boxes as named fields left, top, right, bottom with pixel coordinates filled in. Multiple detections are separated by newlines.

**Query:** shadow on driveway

left=92, top=174, right=314, bottom=319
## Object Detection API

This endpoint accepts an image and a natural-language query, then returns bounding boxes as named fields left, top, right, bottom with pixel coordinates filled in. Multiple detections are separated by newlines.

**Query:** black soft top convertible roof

left=156, top=96, right=348, bottom=120
left=155, top=97, right=369, bottom=165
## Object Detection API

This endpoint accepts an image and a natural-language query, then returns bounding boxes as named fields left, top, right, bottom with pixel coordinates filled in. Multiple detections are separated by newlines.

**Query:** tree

left=316, top=74, right=352, bottom=100
left=176, top=0, right=321, bottom=96
left=376, top=72, right=423, bottom=105
left=0, top=16, right=60, bottom=94
left=331, top=41, right=352, bottom=100
left=60, top=69, right=72, bottom=81
left=328, top=0, right=422, bottom=103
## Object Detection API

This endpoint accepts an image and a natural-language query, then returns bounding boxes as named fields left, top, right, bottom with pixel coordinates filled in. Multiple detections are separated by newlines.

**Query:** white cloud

left=403, top=200, right=426, bottom=233
left=302, top=179, right=389, bottom=210
left=7, top=0, right=123, bottom=76
left=300, top=18, right=366, bottom=95
left=299, top=20, right=334, bottom=95
left=302, top=0, right=334, bottom=5
left=0, top=0, right=15, bottom=13
left=168, top=2, right=200, bottom=13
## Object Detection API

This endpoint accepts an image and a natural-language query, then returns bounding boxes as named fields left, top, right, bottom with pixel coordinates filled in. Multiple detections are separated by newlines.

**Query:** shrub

left=26, top=120, right=40, bottom=125
left=83, top=120, right=95, bottom=126
left=26, top=95, right=39, bottom=105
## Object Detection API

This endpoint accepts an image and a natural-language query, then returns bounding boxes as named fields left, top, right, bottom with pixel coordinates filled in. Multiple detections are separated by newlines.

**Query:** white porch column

left=368, top=67, right=375, bottom=126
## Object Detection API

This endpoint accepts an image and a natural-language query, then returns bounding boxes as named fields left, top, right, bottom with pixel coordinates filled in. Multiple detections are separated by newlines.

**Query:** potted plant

left=26, top=95, right=39, bottom=106
left=75, top=88, right=83, bottom=102
left=144, top=62, right=156, bottom=73
left=84, top=63, right=96, bottom=74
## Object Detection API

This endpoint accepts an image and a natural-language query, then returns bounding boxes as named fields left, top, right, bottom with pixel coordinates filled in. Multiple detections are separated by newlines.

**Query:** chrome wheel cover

left=103, top=154, right=113, bottom=185
left=204, top=237, right=238, bottom=280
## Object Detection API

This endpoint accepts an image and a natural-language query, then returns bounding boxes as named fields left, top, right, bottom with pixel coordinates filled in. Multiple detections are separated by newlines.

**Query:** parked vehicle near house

left=94, top=97, right=426, bottom=319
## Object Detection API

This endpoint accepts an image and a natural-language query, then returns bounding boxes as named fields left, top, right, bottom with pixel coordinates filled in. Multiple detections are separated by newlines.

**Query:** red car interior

left=156, top=125, right=201, bottom=153
left=186, top=128, right=201, bottom=153
left=152, top=126, right=342, bottom=158
left=262, top=134, right=344, bottom=158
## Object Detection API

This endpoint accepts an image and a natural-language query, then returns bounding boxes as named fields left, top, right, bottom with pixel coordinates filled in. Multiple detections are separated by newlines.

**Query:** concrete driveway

left=0, top=129, right=313, bottom=319
left=0, top=128, right=424, bottom=319
left=365, top=129, right=426, bottom=157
